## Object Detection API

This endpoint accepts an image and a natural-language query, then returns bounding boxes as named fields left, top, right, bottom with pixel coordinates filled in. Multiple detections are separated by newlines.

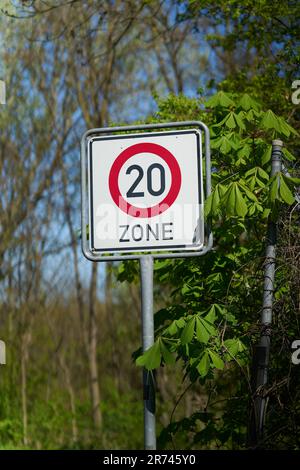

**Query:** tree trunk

left=21, top=331, right=31, bottom=447
left=61, top=164, right=101, bottom=430
left=59, top=356, right=78, bottom=443
left=105, top=262, right=122, bottom=390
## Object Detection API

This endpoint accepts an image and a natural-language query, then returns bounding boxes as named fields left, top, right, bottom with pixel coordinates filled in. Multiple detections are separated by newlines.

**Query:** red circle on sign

left=109, top=142, right=181, bottom=218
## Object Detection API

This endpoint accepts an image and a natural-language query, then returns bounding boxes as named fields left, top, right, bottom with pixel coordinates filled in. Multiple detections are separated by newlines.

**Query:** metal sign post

left=140, top=255, right=156, bottom=450
left=81, top=121, right=212, bottom=450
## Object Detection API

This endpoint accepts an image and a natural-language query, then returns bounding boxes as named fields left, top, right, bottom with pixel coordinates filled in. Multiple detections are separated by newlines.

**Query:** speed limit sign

left=81, top=122, right=211, bottom=259
left=81, top=122, right=211, bottom=451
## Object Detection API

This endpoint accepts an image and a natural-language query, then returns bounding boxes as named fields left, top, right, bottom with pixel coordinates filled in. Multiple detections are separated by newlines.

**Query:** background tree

left=0, top=0, right=299, bottom=450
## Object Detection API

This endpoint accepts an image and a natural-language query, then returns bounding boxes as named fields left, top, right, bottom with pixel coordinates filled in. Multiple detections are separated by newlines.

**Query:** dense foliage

left=123, top=0, right=300, bottom=450
left=122, top=90, right=299, bottom=449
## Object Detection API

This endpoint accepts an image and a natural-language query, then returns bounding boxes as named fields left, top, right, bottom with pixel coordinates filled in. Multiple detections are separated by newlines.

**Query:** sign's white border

left=88, top=129, right=203, bottom=253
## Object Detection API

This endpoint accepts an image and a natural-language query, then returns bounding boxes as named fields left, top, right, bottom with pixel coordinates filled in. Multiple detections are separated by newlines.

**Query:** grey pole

left=261, top=140, right=282, bottom=326
left=140, top=255, right=156, bottom=450
left=249, top=139, right=283, bottom=447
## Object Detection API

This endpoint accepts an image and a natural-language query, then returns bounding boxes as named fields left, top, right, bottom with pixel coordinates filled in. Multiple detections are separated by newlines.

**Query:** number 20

left=126, top=163, right=166, bottom=198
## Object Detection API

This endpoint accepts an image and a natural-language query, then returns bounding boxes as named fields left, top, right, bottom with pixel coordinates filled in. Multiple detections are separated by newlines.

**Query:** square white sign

left=88, top=129, right=204, bottom=253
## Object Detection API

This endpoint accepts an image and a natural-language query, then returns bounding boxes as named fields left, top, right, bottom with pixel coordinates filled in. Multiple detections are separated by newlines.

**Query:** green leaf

left=279, top=174, right=295, bottom=204
left=211, top=135, right=236, bottom=154
left=237, top=339, right=247, bottom=352
left=196, top=316, right=217, bottom=344
left=214, top=184, right=227, bottom=209
left=235, top=185, right=248, bottom=217
left=175, top=318, right=186, bottom=329
left=225, top=112, right=236, bottom=129
left=166, top=321, right=178, bottom=336
left=196, top=318, right=210, bottom=344
left=237, top=144, right=251, bottom=160
left=240, top=183, right=258, bottom=201
left=243, top=168, right=268, bottom=192
left=262, top=145, right=272, bottom=165
left=136, top=341, right=161, bottom=370
left=160, top=340, right=175, bottom=365
left=197, top=352, right=210, bottom=377
left=223, top=183, right=248, bottom=217
left=204, top=193, right=213, bottom=217
left=269, top=175, right=280, bottom=202
left=278, top=118, right=299, bottom=137
left=205, top=91, right=235, bottom=108
left=208, top=349, right=224, bottom=370
left=286, top=177, right=300, bottom=185
left=237, top=94, right=261, bottom=111
left=204, top=305, right=217, bottom=324
left=260, top=110, right=282, bottom=133
left=223, top=184, right=235, bottom=214
left=262, top=208, right=271, bottom=218
left=201, top=317, right=217, bottom=335
left=248, top=204, right=255, bottom=216
left=205, top=183, right=227, bottom=217
left=245, top=109, right=262, bottom=121
left=251, top=203, right=263, bottom=215
left=180, top=317, right=196, bottom=344
left=219, top=136, right=233, bottom=154
left=181, top=284, right=191, bottom=295
left=277, top=118, right=291, bottom=137
left=257, top=167, right=269, bottom=181
left=234, top=112, right=246, bottom=130
left=213, top=113, right=231, bottom=128
left=282, top=147, right=296, bottom=162
left=224, top=338, right=239, bottom=356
